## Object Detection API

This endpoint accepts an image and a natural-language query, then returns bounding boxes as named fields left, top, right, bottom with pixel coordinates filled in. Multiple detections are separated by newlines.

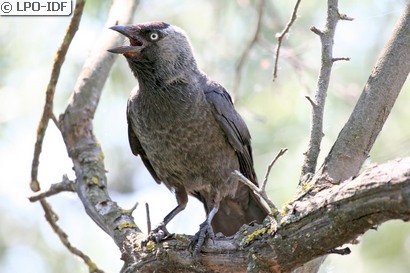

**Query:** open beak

left=108, top=25, right=144, bottom=54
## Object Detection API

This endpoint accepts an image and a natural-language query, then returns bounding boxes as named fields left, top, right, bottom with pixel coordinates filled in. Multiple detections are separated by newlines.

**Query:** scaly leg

left=144, top=188, right=188, bottom=243
left=191, top=206, right=218, bottom=255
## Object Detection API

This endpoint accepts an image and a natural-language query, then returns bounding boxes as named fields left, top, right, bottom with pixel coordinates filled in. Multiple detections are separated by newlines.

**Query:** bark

left=120, top=158, right=410, bottom=272
left=300, top=0, right=340, bottom=180
left=59, top=0, right=143, bottom=246
left=318, top=1, right=410, bottom=183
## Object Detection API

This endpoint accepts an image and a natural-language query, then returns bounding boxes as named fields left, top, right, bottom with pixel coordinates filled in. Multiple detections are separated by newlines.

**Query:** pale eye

left=150, top=32, right=159, bottom=41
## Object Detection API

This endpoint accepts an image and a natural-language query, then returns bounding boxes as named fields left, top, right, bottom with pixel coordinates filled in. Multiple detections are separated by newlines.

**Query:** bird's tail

left=211, top=183, right=269, bottom=236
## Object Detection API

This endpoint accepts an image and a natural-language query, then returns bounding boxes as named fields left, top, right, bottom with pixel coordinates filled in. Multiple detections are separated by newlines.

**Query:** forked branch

left=319, top=0, right=410, bottom=182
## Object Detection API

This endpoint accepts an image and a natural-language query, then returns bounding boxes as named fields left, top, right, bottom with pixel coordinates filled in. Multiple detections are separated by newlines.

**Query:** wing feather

left=127, top=99, right=161, bottom=184
left=204, top=82, right=258, bottom=184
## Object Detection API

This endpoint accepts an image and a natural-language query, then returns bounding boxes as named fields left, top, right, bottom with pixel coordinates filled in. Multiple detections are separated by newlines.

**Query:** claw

left=142, top=224, right=172, bottom=246
left=190, top=220, right=215, bottom=255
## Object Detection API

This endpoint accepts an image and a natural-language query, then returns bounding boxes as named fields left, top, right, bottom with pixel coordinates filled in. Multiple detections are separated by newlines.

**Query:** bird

left=108, top=21, right=269, bottom=253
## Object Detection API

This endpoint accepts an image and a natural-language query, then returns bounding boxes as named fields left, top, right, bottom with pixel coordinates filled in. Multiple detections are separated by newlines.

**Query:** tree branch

left=273, top=0, right=302, bottom=80
left=40, top=198, right=105, bottom=273
left=30, top=0, right=85, bottom=192
left=29, top=175, right=75, bottom=202
left=319, top=0, right=410, bottom=183
left=234, top=148, right=288, bottom=221
left=300, top=0, right=347, bottom=183
left=121, top=158, right=410, bottom=272
left=28, top=2, right=105, bottom=271
left=232, top=0, right=266, bottom=98
left=59, top=0, right=140, bottom=244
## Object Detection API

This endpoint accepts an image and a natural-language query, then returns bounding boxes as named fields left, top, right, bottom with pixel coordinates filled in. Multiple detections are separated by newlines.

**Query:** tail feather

left=211, top=184, right=269, bottom=236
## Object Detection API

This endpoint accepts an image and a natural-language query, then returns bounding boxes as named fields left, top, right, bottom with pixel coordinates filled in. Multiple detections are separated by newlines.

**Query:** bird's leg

left=144, top=189, right=187, bottom=244
left=191, top=206, right=218, bottom=255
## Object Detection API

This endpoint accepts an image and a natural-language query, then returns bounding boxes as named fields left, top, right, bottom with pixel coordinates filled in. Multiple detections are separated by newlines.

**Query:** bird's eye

left=150, top=32, right=159, bottom=41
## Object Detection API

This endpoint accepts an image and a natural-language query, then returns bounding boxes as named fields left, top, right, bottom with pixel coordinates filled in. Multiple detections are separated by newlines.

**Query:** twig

left=28, top=1, right=104, bottom=271
left=232, top=0, right=266, bottom=98
left=305, top=95, right=317, bottom=108
left=233, top=171, right=273, bottom=208
left=30, top=0, right=85, bottom=192
left=40, top=198, right=105, bottom=273
left=261, top=148, right=288, bottom=191
left=145, top=203, right=152, bottom=233
left=339, top=13, right=354, bottom=21
left=122, top=202, right=139, bottom=216
left=332, top=57, right=351, bottom=62
left=233, top=147, right=287, bottom=222
left=310, top=26, right=323, bottom=36
left=273, top=0, right=302, bottom=80
left=29, top=175, right=76, bottom=202
left=299, top=0, right=351, bottom=184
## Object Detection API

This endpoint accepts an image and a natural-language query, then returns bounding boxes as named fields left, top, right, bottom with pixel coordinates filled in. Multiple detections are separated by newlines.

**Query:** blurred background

left=1, top=0, right=410, bottom=272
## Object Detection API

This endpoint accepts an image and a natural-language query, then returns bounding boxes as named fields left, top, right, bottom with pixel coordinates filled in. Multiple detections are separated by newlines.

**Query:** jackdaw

left=108, top=21, right=269, bottom=253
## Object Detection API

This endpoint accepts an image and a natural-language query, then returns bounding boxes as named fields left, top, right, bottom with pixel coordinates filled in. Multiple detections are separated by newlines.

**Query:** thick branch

left=121, top=158, right=410, bottom=273
left=59, top=0, right=140, bottom=245
left=319, top=1, right=410, bottom=182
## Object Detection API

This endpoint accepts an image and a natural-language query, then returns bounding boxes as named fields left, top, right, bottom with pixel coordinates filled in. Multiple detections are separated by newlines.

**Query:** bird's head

left=108, top=22, right=198, bottom=81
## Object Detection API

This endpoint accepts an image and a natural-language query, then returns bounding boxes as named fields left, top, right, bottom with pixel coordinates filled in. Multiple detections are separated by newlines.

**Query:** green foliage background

left=0, top=0, right=409, bottom=272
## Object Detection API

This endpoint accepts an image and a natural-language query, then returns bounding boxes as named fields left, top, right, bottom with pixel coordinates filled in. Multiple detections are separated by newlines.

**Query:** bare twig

left=27, top=1, right=103, bottom=271
left=332, top=57, right=351, bottom=62
left=273, top=0, right=302, bottom=80
left=305, top=95, right=317, bottom=108
left=310, top=26, right=323, bottom=36
left=40, top=199, right=105, bottom=273
left=30, top=0, right=85, bottom=192
left=233, top=170, right=277, bottom=213
left=232, top=0, right=266, bottom=98
left=121, top=202, right=139, bottom=216
left=339, top=13, right=354, bottom=21
left=300, top=0, right=350, bottom=184
left=29, top=2, right=106, bottom=272
left=261, top=148, right=288, bottom=191
left=233, top=149, right=287, bottom=220
left=145, top=203, right=152, bottom=233
left=29, top=175, right=76, bottom=202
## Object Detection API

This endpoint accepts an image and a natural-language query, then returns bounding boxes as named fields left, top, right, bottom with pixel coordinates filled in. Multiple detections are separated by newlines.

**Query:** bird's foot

left=190, top=220, right=215, bottom=255
left=142, top=223, right=172, bottom=246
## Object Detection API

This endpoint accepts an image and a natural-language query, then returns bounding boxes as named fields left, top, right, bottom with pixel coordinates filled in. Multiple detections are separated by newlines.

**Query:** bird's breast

left=128, top=87, right=238, bottom=192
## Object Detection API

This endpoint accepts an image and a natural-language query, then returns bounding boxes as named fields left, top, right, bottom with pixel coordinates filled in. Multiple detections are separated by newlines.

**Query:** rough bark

left=59, top=0, right=143, bottom=246
left=120, top=158, right=410, bottom=272
left=318, top=0, right=410, bottom=183
left=300, top=0, right=340, bottom=180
